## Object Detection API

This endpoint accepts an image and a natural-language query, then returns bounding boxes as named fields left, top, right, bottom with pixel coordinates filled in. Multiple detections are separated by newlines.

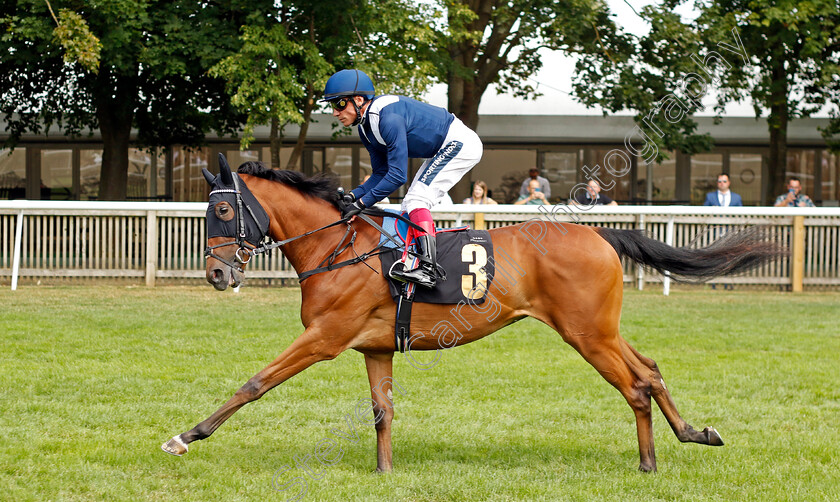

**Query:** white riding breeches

left=401, top=117, right=483, bottom=214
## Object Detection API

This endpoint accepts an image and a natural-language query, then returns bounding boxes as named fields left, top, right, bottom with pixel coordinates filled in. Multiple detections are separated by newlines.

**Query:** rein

left=206, top=177, right=422, bottom=281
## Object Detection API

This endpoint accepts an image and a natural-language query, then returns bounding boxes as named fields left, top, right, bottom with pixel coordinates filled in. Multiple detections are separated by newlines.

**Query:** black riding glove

left=336, top=188, right=355, bottom=213
left=342, top=199, right=365, bottom=218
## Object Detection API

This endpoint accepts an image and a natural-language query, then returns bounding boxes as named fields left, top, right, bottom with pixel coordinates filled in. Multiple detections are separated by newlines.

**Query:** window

left=729, top=153, right=762, bottom=205
left=543, top=151, right=579, bottom=203
left=822, top=151, right=840, bottom=204
left=260, top=147, right=294, bottom=170
left=0, top=148, right=27, bottom=199
left=641, top=152, right=676, bottom=202
left=591, top=148, right=632, bottom=202
left=324, top=147, right=353, bottom=189
left=471, top=149, right=536, bottom=204
left=80, top=150, right=102, bottom=200
left=690, top=153, right=723, bottom=204
left=40, top=150, right=73, bottom=200
left=786, top=149, right=815, bottom=197
left=188, top=149, right=211, bottom=202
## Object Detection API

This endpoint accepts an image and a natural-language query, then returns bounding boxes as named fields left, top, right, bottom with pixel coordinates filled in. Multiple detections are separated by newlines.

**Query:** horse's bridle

left=204, top=172, right=367, bottom=276
left=204, top=173, right=269, bottom=274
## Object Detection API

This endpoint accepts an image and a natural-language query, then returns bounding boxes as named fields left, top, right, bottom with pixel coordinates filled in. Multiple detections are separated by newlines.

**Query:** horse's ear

left=202, top=168, right=215, bottom=186
left=218, top=153, right=233, bottom=186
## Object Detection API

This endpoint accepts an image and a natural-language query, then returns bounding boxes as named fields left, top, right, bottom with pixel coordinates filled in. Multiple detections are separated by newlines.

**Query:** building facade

left=2, top=114, right=838, bottom=206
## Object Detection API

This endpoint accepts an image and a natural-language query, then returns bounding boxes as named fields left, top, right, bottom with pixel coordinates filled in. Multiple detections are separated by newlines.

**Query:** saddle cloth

left=377, top=212, right=495, bottom=305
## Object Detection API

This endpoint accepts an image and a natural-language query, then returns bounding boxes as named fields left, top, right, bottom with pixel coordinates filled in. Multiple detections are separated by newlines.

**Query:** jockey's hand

left=342, top=200, right=365, bottom=219
left=336, top=188, right=355, bottom=213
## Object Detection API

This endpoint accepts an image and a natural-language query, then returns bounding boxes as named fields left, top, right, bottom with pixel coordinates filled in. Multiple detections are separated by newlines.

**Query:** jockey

left=323, top=69, right=483, bottom=288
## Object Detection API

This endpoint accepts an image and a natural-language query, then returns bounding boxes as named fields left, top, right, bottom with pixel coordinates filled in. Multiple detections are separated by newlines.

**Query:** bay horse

left=162, top=155, right=782, bottom=473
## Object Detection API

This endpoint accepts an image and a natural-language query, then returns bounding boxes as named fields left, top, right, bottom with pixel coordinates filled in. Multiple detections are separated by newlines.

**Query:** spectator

left=572, top=180, right=618, bottom=206
left=519, top=168, right=551, bottom=199
left=463, top=180, right=498, bottom=205
left=703, top=173, right=743, bottom=206
left=514, top=179, right=548, bottom=205
left=774, top=177, right=815, bottom=207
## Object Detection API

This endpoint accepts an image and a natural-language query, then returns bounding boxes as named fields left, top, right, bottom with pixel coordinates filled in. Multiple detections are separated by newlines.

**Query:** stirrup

left=388, top=260, right=409, bottom=283
left=389, top=258, right=436, bottom=288
left=391, top=266, right=437, bottom=288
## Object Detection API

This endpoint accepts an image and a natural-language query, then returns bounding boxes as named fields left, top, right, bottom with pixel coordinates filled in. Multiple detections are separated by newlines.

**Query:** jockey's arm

left=358, top=115, right=409, bottom=207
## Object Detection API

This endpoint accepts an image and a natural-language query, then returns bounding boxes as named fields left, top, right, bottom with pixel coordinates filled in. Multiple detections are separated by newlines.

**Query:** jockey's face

left=332, top=96, right=367, bottom=127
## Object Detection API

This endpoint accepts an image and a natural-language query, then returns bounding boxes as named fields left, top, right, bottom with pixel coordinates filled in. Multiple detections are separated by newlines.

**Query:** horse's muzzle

left=207, top=266, right=241, bottom=291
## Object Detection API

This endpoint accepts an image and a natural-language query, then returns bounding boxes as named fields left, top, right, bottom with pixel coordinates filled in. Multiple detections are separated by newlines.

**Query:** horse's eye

left=215, top=202, right=234, bottom=221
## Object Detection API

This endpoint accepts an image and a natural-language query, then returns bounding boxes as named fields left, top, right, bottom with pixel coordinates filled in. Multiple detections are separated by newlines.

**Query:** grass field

left=1, top=285, right=838, bottom=501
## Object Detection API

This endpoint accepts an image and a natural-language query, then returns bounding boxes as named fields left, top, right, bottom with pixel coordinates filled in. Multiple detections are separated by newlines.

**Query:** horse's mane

left=237, top=161, right=340, bottom=208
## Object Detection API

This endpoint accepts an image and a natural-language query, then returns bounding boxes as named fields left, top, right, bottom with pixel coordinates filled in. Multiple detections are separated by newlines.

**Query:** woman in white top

left=462, top=180, right=497, bottom=205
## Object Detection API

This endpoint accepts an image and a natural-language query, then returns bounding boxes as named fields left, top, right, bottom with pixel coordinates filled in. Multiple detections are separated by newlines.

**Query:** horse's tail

left=595, top=225, right=787, bottom=280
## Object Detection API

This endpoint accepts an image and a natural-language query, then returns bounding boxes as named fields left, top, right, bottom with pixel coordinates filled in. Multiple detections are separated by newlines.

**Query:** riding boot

left=390, top=233, right=439, bottom=288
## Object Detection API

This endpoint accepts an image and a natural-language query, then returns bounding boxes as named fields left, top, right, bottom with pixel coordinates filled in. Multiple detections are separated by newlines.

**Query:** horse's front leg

left=162, top=326, right=346, bottom=456
left=362, top=352, right=396, bottom=473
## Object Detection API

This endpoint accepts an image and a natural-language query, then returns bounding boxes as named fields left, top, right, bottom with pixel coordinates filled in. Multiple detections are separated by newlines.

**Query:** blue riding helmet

left=322, top=69, right=375, bottom=101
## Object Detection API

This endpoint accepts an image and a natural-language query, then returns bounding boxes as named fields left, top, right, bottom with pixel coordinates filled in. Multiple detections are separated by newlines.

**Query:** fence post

left=636, top=213, right=645, bottom=290
left=663, top=215, right=675, bottom=296
left=791, top=215, right=805, bottom=292
left=145, top=210, right=157, bottom=287
left=11, top=210, right=23, bottom=291
left=474, top=212, right=485, bottom=230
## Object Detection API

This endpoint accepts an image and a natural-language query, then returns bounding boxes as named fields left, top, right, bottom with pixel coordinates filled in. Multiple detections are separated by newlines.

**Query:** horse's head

left=203, top=154, right=270, bottom=290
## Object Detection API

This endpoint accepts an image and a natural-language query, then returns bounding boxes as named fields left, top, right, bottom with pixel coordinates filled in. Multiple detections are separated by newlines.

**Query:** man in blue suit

left=703, top=173, right=743, bottom=206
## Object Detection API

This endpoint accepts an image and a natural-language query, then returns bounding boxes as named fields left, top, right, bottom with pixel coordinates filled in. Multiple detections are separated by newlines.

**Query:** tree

left=211, top=0, right=438, bottom=170
left=575, top=0, right=840, bottom=202
left=0, top=0, right=260, bottom=199
left=573, top=4, right=719, bottom=167
left=695, top=0, right=840, bottom=201
left=210, top=22, right=330, bottom=169
left=435, top=0, right=626, bottom=130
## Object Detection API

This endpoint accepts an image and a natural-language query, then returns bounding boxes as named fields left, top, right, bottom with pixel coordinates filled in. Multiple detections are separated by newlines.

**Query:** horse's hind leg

left=362, top=352, right=396, bottom=473
left=622, top=341, right=724, bottom=447
left=569, top=336, right=658, bottom=471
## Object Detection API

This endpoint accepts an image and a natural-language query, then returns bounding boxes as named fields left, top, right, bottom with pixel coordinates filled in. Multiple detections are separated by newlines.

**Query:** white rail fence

left=2, top=201, right=839, bottom=291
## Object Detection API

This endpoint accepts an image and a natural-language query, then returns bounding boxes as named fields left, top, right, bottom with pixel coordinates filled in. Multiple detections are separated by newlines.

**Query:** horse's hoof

left=704, top=427, right=724, bottom=446
left=161, top=435, right=189, bottom=456
left=638, top=463, right=657, bottom=473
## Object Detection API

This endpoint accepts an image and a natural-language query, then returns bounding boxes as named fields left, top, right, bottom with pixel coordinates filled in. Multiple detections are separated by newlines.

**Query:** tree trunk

left=448, top=72, right=482, bottom=131
left=270, top=116, right=281, bottom=169
left=765, top=61, right=789, bottom=205
left=287, top=88, right=315, bottom=171
left=96, top=68, right=137, bottom=200
left=444, top=0, right=501, bottom=131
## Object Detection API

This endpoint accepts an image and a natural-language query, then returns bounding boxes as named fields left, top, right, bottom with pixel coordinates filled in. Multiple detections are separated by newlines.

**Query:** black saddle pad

left=380, top=229, right=495, bottom=304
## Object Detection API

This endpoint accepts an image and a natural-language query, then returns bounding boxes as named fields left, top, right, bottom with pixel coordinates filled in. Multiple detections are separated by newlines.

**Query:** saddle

left=375, top=211, right=496, bottom=352
left=295, top=208, right=495, bottom=353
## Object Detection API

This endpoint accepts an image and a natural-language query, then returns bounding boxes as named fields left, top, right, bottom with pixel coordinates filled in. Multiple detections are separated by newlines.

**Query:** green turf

left=0, top=286, right=838, bottom=501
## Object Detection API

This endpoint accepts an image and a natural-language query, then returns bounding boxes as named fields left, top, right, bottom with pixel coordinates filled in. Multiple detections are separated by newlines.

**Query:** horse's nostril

left=211, top=269, right=223, bottom=282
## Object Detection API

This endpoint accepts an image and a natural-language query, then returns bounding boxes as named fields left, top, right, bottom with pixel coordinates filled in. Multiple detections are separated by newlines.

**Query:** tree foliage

left=0, top=0, right=259, bottom=199
left=46, top=1, right=101, bottom=73
left=211, top=0, right=438, bottom=169
left=574, top=0, right=840, bottom=201
left=434, top=0, right=627, bottom=130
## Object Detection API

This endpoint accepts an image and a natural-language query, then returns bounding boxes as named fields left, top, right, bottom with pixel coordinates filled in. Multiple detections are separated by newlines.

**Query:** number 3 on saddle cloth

left=378, top=212, right=496, bottom=352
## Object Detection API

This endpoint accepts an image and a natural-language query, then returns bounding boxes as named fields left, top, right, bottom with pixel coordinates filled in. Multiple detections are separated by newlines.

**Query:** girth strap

left=394, top=281, right=416, bottom=352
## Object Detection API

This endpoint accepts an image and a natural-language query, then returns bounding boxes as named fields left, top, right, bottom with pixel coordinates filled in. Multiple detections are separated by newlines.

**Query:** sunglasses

left=717, top=179, right=729, bottom=183
left=330, top=98, right=351, bottom=111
